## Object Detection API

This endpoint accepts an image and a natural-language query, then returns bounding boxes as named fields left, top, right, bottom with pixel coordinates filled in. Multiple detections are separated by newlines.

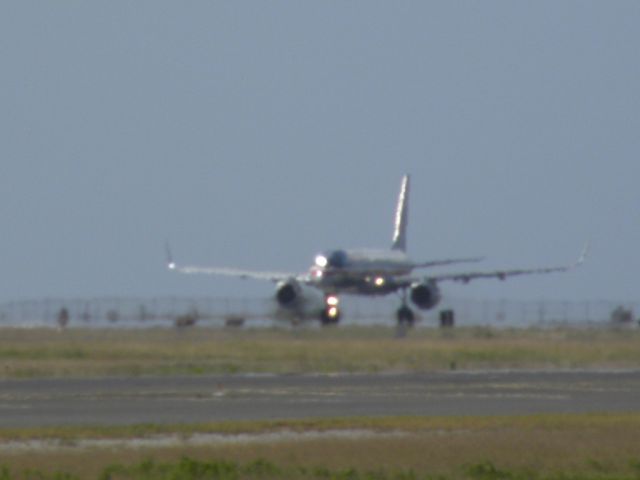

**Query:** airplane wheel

left=396, top=306, right=414, bottom=326
left=321, top=308, right=340, bottom=326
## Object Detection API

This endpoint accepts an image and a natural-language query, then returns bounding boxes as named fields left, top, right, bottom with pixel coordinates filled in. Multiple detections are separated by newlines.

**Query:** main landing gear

left=396, top=304, right=415, bottom=326
left=396, top=290, right=415, bottom=327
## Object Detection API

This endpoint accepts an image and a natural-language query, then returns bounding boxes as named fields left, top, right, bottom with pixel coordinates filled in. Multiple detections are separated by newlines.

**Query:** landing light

left=374, top=277, right=385, bottom=287
left=326, top=295, right=339, bottom=306
left=315, top=255, right=328, bottom=268
left=327, top=306, right=339, bottom=318
left=168, top=262, right=176, bottom=270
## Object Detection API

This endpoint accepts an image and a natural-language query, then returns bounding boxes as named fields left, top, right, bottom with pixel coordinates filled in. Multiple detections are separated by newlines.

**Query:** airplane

left=167, top=175, right=587, bottom=326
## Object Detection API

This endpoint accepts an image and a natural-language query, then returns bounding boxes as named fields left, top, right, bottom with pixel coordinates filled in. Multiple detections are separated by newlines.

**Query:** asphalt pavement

left=0, top=370, right=639, bottom=427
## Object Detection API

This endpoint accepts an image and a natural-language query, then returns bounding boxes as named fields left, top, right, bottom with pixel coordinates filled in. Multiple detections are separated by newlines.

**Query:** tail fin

left=391, top=174, right=410, bottom=251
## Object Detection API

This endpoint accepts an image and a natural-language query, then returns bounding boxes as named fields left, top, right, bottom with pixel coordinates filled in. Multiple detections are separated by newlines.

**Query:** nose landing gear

left=321, top=294, right=341, bottom=325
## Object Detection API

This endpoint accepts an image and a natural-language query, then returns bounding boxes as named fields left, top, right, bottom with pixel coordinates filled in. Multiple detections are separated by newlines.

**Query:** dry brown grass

left=2, top=414, right=640, bottom=478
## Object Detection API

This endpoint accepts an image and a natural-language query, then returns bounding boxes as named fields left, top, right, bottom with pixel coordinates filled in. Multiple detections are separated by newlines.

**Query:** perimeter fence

left=0, top=296, right=638, bottom=329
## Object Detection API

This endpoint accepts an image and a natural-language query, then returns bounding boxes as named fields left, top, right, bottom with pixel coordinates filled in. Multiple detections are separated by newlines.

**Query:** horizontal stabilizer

left=413, top=256, right=484, bottom=269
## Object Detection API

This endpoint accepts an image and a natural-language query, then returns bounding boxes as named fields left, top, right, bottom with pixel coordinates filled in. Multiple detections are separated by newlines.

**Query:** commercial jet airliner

left=167, top=175, right=587, bottom=326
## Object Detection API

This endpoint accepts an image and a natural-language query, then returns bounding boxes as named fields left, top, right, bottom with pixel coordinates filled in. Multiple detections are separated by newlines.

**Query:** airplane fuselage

left=310, top=248, right=414, bottom=295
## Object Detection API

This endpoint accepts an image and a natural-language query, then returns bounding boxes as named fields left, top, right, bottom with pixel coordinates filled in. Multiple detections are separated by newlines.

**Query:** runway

left=1, top=370, right=639, bottom=427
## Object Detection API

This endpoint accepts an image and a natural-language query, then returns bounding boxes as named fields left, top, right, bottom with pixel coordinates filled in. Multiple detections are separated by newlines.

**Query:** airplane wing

left=165, top=244, right=299, bottom=282
left=168, top=264, right=297, bottom=282
left=427, top=243, right=589, bottom=284
left=413, top=257, right=484, bottom=268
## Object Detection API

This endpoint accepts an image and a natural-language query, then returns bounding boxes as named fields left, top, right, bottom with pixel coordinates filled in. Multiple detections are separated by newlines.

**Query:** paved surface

left=1, top=370, right=639, bottom=427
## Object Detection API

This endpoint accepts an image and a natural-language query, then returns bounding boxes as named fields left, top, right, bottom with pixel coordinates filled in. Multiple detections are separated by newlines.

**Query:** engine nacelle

left=275, top=280, right=302, bottom=307
left=273, top=280, right=328, bottom=325
left=410, top=281, right=441, bottom=310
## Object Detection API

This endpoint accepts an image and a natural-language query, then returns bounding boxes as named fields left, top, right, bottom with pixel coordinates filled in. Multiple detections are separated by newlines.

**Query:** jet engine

left=410, top=281, right=441, bottom=310
left=273, top=280, right=329, bottom=325
left=275, top=280, right=302, bottom=306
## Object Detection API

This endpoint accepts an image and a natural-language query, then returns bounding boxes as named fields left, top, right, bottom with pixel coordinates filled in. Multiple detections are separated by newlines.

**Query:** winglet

left=165, top=241, right=177, bottom=270
left=391, top=174, right=410, bottom=252
left=577, top=241, right=590, bottom=266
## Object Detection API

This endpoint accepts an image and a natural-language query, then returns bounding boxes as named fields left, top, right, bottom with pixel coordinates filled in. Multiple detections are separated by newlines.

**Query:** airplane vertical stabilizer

left=391, top=174, right=409, bottom=251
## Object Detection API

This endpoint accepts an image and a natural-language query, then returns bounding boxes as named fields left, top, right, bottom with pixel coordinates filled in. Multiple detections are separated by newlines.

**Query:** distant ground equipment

left=225, top=315, right=245, bottom=328
left=57, top=307, right=69, bottom=329
left=610, top=306, right=634, bottom=326
left=174, top=309, right=199, bottom=328
left=439, top=309, right=455, bottom=328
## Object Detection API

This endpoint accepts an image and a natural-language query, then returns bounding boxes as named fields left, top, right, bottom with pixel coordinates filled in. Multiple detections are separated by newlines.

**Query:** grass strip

left=1, top=412, right=639, bottom=441
left=1, top=326, right=640, bottom=378
left=1, top=413, right=640, bottom=478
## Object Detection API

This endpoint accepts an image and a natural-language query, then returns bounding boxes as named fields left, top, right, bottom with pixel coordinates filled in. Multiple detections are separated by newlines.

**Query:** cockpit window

left=327, top=250, right=348, bottom=268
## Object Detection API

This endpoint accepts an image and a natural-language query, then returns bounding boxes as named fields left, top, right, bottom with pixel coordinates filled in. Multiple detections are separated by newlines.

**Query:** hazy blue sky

left=1, top=1, right=639, bottom=303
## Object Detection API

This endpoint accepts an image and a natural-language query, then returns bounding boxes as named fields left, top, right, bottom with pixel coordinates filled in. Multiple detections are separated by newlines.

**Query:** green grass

left=0, top=326, right=640, bottom=378
left=1, top=458, right=638, bottom=480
